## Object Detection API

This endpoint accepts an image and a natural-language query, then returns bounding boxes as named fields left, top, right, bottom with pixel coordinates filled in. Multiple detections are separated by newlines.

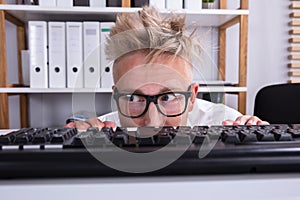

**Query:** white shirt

left=98, top=99, right=242, bottom=126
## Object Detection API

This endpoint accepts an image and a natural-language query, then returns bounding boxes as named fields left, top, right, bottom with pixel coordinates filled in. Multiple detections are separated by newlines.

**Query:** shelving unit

left=0, top=86, right=247, bottom=93
left=0, top=4, right=248, bottom=26
left=288, top=1, right=300, bottom=83
left=0, top=0, right=27, bottom=129
left=0, top=0, right=249, bottom=128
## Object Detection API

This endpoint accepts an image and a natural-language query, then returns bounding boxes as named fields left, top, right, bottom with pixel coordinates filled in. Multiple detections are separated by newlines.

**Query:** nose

left=144, top=102, right=166, bottom=127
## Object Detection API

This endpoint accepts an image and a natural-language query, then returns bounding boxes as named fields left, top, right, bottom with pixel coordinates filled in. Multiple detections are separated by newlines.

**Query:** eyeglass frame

left=112, top=85, right=193, bottom=118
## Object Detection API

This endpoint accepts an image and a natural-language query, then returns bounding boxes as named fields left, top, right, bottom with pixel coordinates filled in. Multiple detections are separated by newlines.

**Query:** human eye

left=160, top=93, right=177, bottom=101
left=125, top=94, right=144, bottom=102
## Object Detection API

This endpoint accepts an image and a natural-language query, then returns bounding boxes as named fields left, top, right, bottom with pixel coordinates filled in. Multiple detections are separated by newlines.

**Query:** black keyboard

left=1, top=124, right=300, bottom=179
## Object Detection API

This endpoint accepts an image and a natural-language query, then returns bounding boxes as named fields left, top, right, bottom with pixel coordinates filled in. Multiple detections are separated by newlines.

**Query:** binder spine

left=39, top=0, right=56, bottom=7
left=57, top=0, right=73, bottom=7
left=149, top=0, right=165, bottom=9
left=184, top=0, right=202, bottom=10
left=29, top=21, right=48, bottom=88
left=166, top=0, right=183, bottom=10
left=66, top=22, right=83, bottom=88
left=100, top=22, right=115, bottom=88
left=83, top=22, right=101, bottom=88
left=48, top=22, right=67, bottom=88
left=89, top=0, right=106, bottom=7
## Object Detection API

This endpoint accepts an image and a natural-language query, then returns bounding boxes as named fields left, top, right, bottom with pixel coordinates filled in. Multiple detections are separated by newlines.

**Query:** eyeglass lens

left=118, top=92, right=187, bottom=117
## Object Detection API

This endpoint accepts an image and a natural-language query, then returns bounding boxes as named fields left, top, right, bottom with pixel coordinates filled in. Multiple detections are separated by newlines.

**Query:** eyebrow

left=120, top=87, right=184, bottom=95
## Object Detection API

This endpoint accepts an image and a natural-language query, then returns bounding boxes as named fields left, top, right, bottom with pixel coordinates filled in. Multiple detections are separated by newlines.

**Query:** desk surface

left=1, top=174, right=300, bottom=200
left=1, top=129, right=300, bottom=200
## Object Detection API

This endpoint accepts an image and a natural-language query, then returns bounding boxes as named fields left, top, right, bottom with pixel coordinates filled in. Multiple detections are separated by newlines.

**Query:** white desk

left=1, top=174, right=300, bottom=200
left=1, top=130, right=300, bottom=200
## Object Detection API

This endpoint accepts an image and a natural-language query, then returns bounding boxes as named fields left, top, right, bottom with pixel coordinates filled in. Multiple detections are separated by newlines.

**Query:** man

left=68, top=6, right=268, bottom=130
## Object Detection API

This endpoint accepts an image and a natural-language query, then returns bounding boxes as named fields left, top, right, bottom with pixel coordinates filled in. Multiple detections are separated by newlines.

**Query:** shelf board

left=0, top=88, right=113, bottom=93
left=0, top=5, right=249, bottom=27
left=0, top=86, right=247, bottom=93
left=198, top=86, right=247, bottom=93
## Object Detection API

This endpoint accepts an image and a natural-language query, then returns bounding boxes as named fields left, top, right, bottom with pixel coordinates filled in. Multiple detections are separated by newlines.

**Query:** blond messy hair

left=105, top=6, right=202, bottom=69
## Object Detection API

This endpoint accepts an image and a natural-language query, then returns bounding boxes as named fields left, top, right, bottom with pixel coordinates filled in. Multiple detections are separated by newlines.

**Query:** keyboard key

left=93, top=129, right=111, bottom=146
left=156, top=132, right=173, bottom=145
left=290, top=124, right=300, bottom=130
left=271, top=129, right=293, bottom=141
left=169, top=127, right=191, bottom=145
left=14, top=128, right=36, bottom=144
left=221, top=130, right=239, bottom=143
left=173, top=133, right=193, bottom=145
left=273, top=124, right=289, bottom=131
left=206, top=126, right=222, bottom=143
left=32, top=128, right=54, bottom=144
left=111, top=127, right=129, bottom=146
left=159, top=126, right=175, bottom=136
left=50, top=128, right=77, bottom=144
left=177, top=126, right=192, bottom=133
left=72, top=131, right=91, bottom=146
left=0, top=130, right=18, bottom=144
left=287, top=128, right=300, bottom=138
left=0, top=128, right=32, bottom=145
left=136, top=127, right=158, bottom=146
left=101, top=127, right=113, bottom=138
left=238, top=130, right=257, bottom=142
left=254, top=129, right=275, bottom=141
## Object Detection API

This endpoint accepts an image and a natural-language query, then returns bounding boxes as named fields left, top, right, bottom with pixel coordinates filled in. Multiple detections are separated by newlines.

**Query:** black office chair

left=254, top=83, right=300, bottom=124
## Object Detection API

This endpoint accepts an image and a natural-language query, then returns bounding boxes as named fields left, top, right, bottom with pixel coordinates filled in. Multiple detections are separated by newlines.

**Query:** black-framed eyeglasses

left=113, top=85, right=192, bottom=118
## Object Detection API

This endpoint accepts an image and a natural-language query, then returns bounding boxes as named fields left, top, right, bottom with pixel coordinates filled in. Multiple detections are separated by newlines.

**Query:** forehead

left=114, top=51, right=192, bottom=91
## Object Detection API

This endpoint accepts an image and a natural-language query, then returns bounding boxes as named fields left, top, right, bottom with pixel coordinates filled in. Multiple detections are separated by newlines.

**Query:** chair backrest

left=254, top=83, right=300, bottom=124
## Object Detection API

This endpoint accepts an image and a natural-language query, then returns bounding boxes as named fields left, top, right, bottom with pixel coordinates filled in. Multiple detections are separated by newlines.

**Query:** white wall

left=4, top=0, right=289, bottom=127
left=224, top=0, right=289, bottom=115
left=246, top=0, right=289, bottom=114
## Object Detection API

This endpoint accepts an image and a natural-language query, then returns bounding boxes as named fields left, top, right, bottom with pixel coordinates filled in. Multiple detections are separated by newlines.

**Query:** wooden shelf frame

left=0, top=4, right=248, bottom=27
left=218, top=0, right=248, bottom=114
left=0, top=0, right=249, bottom=128
left=0, top=0, right=28, bottom=129
left=288, top=0, right=300, bottom=83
